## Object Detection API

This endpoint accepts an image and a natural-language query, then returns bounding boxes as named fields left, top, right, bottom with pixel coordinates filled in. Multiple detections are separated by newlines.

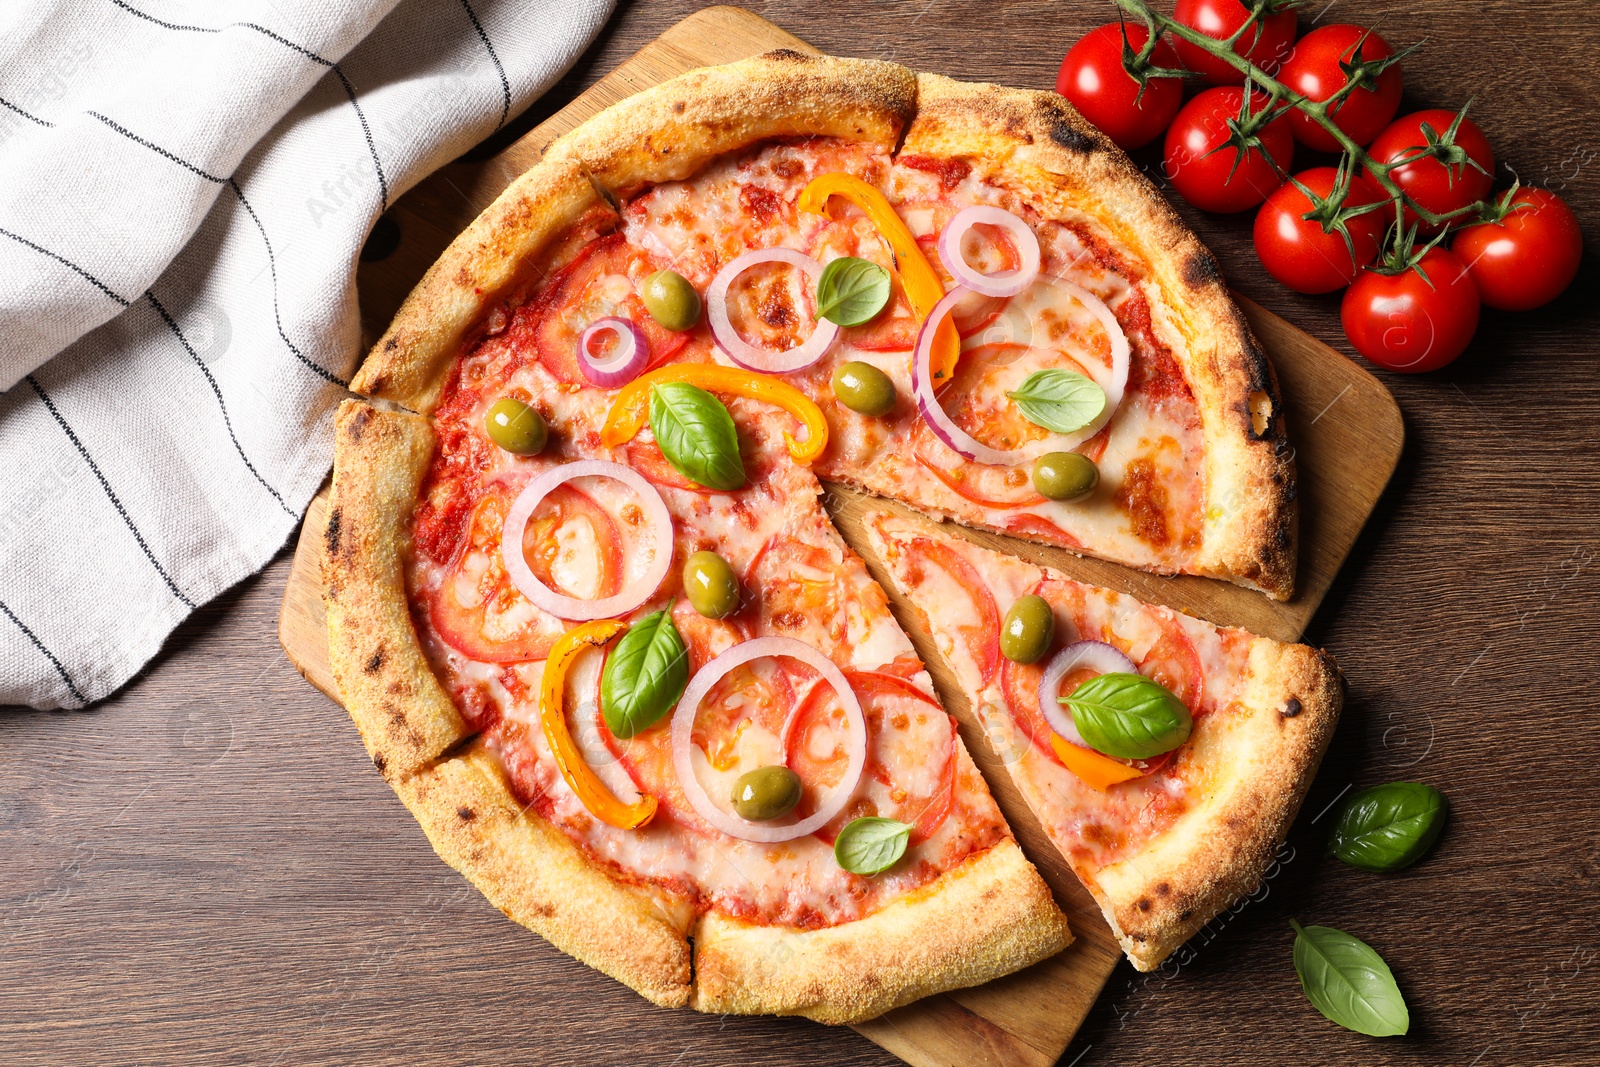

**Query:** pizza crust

left=323, top=400, right=469, bottom=781
left=1091, top=639, right=1341, bottom=970
left=897, top=74, right=1296, bottom=600
left=350, top=157, right=603, bottom=415
left=545, top=49, right=916, bottom=194
left=692, top=836, right=1070, bottom=1024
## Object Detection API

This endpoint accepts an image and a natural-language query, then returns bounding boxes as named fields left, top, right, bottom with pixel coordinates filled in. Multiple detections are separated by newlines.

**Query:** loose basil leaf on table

left=814, top=256, right=891, bottom=327
left=600, top=610, right=689, bottom=739
left=1062, top=672, right=1191, bottom=760
left=1006, top=368, right=1106, bottom=434
left=1327, top=781, right=1449, bottom=872
left=1290, top=920, right=1410, bottom=1037
left=834, top=817, right=912, bottom=875
left=649, top=381, right=745, bottom=491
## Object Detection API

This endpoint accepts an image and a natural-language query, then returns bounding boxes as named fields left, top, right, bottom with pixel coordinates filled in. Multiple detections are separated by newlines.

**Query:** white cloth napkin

left=0, top=0, right=613, bottom=708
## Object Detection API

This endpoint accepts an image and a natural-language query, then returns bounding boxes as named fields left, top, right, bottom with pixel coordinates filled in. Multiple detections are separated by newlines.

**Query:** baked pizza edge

left=692, top=834, right=1072, bottom=1025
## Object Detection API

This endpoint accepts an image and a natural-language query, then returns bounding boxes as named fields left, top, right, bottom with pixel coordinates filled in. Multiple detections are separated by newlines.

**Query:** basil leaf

left=1327, top=782, right=1448, bottom=872
left=1291, top=920, right=1410, bottom=1037
left=833, top=816, right=911, bottom=875
left=649, top=382, right=745, bottom=491
left=1062, top=672, right=1191, bottom=760
left=814, top=256, right=891, bottom=327
left=600, top=610, right=688, bottom=739
left=1006, top=369, right=1106, bottom=434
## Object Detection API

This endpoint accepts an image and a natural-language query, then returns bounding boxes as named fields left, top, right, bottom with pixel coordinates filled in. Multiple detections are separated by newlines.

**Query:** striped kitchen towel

left=0, top=0, right=613, bottom=708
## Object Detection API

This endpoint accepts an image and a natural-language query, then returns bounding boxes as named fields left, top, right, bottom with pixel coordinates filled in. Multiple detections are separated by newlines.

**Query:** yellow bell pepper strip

left=1050, top=735, right=1145, bottom=792
left=541, top=621, right=657, bottom=830
left=797, top=172, right=962, bottom=385
left=600, top=363, right=829, bottom=465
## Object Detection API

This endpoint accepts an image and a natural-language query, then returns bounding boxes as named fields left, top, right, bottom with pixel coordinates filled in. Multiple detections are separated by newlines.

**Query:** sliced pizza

left=861, top=510, right=1341, bottom=970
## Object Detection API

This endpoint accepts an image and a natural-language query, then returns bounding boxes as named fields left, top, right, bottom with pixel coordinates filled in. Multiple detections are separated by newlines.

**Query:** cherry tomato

left=1368, top=110, right=1495, bottom=233
left=1451, top=188, right=1583, bottom=311
left=1279, top=25, right=1403, bottom=152
left=1253, top=167, right=1387, bottom=293
left=1057, top=24, right=1185, bottom=150
left=1164, top=87, right=1294, bottom=213
left=1341, top=247, right=1480, bottom=372
left=1171, top=0, right=1297, bottom=85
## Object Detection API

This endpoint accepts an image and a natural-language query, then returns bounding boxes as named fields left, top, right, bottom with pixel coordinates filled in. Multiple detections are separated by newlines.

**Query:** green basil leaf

left=1006, top=369, right=1106, bottom=434
left=1062, top=672, right=1191, bottom=760
left=649, top=381, right=745, bottom=491
left=600, top=610, right=688, bottom=739
left=833, top=816, right=911, bottom=875
left=1327, top=782, right=1448, bottom=872
left=1290, top=920, right=1410, bottom=1037
left=814, top=256, right=891, bottom=327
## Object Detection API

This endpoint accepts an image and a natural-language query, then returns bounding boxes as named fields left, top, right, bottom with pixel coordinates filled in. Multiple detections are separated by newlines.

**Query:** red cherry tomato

left=1057, top=24, right=1185, bottom=150
left=1341, top=247, right=1480, bottom=372
left=1279, top=25, right=1403, bottom=152
left=1451, top=188, right=1583, bottom=311
left=1164, top=87, right=1294, bottom=213
left=1368, top=110, right=1496, bottom=233
left=1253, top=167, right=1387, bottom=293
left=1171, top=0, right=1297, bottom=85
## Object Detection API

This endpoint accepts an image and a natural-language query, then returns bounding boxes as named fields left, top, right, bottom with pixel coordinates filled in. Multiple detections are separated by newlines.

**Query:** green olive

left=683, top=550, right=740, bottom=619
left=1000, top=594, right=1055, bottom=665
left=485, top=396, right=548, bottom=455
left=1032, top=451, right=1099, bottom=501
left=641, top=270, right=702, bottom=331
left=731, top=765, right=803, bottom=822
left=831, top=361, right=897, bottom=417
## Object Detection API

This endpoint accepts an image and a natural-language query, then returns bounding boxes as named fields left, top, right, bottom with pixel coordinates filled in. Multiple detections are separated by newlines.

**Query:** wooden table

left=5, top=2, right=1598, bottom=1064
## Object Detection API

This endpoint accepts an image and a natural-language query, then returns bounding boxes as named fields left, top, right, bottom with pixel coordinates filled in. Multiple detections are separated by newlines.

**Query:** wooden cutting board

left=278, top=7, right=1403, bottom=1066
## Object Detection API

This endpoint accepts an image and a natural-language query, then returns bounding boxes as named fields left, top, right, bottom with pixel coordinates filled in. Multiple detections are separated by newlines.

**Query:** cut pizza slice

left=861, top=509, right=1341, bottom=970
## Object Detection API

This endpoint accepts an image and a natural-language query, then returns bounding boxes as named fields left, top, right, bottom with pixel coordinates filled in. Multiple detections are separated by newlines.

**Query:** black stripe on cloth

left=0, top=96, right=53, bottom=127
left=0, top=598, right=88, bottom=705
left=0, top=225, right=130, bottom=306
left=88, top=111, right=227, bottom=183
left=225, top=180, right=351, bottom=388
left=146, top=292, right=297, bottom=518
left=109, top=0, right=389, bottom=209
left=329, top=68, right=389, bottom=209
left=26, top=375, right=196, bottom=610
left=459, top=0, right=510, bottom=130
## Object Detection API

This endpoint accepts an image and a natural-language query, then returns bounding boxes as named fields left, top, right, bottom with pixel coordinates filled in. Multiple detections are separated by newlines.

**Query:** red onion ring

left=706, top=248, right=839, bottom=373
left=577, top=317, right=650, bottom=388
left=912, top=280, right=1130, bottom=464
left=1038, top=641, right=1138, bottom=748
left=671, top=637, right=866, bottom=843
left=500, top=460, right=673, bottom=621
left=936, top=205, right=1041, bottom=298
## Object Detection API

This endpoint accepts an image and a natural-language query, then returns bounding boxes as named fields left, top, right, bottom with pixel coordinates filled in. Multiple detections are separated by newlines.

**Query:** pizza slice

left=861, top=509, right=1341, bottom=970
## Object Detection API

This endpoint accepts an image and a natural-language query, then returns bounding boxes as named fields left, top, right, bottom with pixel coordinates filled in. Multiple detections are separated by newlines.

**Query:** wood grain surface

left=5, top=3, right=1599, bottom=1066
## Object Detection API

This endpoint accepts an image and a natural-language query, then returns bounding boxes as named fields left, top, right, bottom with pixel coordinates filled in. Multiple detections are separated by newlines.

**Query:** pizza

left=862, top=510, right=1341, bottom=970
left=322, top=48, right=1327, bottom=1021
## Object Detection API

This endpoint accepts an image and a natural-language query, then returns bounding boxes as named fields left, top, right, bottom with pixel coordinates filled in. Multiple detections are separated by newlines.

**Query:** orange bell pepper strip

left=1050, top=735, right=1145, bottom=792
left=540, top=621, right=657, bottom=830
left=599, top=363, right=828, bottom=465
left=796, top=172, right=962, bottom=384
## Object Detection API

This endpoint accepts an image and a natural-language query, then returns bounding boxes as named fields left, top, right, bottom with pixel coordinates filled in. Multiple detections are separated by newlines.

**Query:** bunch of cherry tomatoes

left=1057, top=0, right=1583, bottom=372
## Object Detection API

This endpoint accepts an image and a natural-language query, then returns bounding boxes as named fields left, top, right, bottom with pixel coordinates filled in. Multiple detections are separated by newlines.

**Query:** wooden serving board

left=279, top=7, right=1403, bottom=1066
